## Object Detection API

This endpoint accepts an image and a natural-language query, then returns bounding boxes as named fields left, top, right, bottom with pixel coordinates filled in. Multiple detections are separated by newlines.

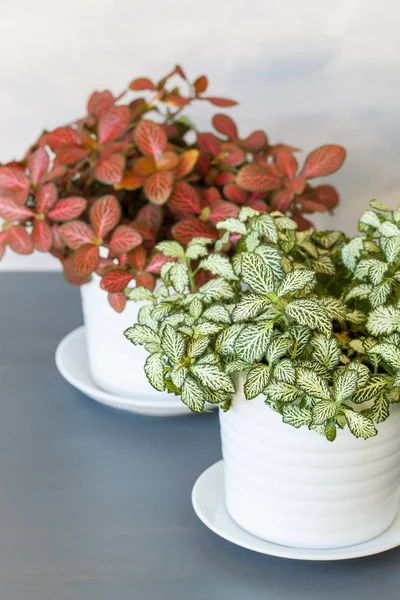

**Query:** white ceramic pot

left=80, top=275, right=172, bottom=401
left=220, top=373, right=400, bottom=549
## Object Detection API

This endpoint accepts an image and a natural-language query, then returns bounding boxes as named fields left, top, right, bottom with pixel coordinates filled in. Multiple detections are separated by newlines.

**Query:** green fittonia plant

left=124, top=200, right=400, bottom=441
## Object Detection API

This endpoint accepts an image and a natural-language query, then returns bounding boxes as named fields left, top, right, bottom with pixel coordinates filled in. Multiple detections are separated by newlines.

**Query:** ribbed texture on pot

left=81, top=275, right=170, bottom=400
left=220, top=373, right=400, bottom=549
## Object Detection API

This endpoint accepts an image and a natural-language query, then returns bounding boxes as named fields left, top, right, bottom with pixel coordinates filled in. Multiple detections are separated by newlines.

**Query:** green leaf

left=369, top=393, right=390, bottom=423
left=241, top=252, right=275, bottom=295
left=215, top=324, right=245, bottom=356
left=296, top=368, right=331, bottom=400
left=198, top=277, right=235, bottom=301
left=232, top=294, right=272, bottom=322
left=199, top=254, right=237, bottom=280
left=250, top=213, right=278, bottom=243
left=265, top=336, right=293, bottom=364
left=345, top=284, right=373, bottom=302
left=202, top=305, right=232, bottom=323
left=311, top=334, right=341, bottom=370
left=285, top=298, right=332, bottom=337
left=282, top=405, right=312, bottom=428
left=341, top=237, right=364, bottom=271
left=126, top=286, right=155, bottom=302
left=274, top=358, right=296, bottom=384
left=276, top=268, right=316, bottom=297
left=156, top=240, right=185, bottom=258
left=312, top=400, right=337, bottom=425
left=353, top=375, right=389, bottom=403
left=325, top=421, right=337, bottom=442
left=312, top=256, right=336, bottom=276
left=342, top=408, right=377, bottom=439
left=187, top=335, right=210, bottom=359
left=124, top=324, right=161, bottom=353
left=367, top=305, right=400, bottom=336
left=191, top=363, right=235, bottom=393
left=161, top=324, right=186, bottom=363
left=235, top=322, right=273, bottom=362
left=383, top=236, right=400, bottom=263
left=369, top=200, right=391, bottom=211
left=265, top=381, right=302, bottom=403
left=170, top=364, right=187, bottom=388
left=334, top=369, right=358, bottom=403
left=244, top=364, right=270, bottom=399
left=181, top=376, right=205, bottom=412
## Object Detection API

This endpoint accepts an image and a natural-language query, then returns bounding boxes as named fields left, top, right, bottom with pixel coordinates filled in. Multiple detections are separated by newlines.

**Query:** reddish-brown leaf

left=221, top=143, right=245, bottom=166
left=43, top=164, right=67, bottom=183
left=100, top=269, right=133, bottom=292
left=248, top=198, right=268, bottom=212
left=51, top=224, right=66, bottom=250
left=129, top=77, right=156, bottom=91
left=209, top=201, right=240, bottom=225
left=136, top=271, right=155, bottom=291
left=130, top=223, right=155, bottom=247
left=100, top=142, right=131, bottom=158
left=0, top=167, right=29, bottom=191
left=55, top=145, right=90, bottom=165
left=0, top=197, right=33, bottom=220
left=128, top=245, right=147, bottom=271
left=59, top=221, right=93, bottom=249
left=47, top=197, right=87, bottom=221
left=292, top=214, right=314, bottom=231
left=223, top=183, right=247, bottom=205
left=275, top=150, right=298, bottom=179
left=90, top=195, right=121, bottom=238
left=116, top=170, right=145, bottom=191
left=145, top=252, right=172, bottom=274
left=212, top=114, right=238, bottom=141
left=36, top=182, right=57, bottom=213
left=173, top=150, right=199, bottom=178
left=172, top=219, right=216, bottom=245
left=135, top=204, right=162, bottom=236
left=72, top=244, right=100, bottom=276
left=28, top=148, right=49, bottom=186
left=47, top=127, right=81, bottom=151
left=95, top=153, right=125, bottom=184
left=194, top=75, right=208, bottom=95
left=301, top=145, right=346, bottom=179
left=196, top=153, right=210, bottom=176
left=164, top=94, right=189, bottom=108
left=197, top=133, right=220, bottom=156
left=109, top=225, right=142, bottom=253
left=313, top=184, right=339, bottom=210
left=135, top=120, right=167, bottom=162
left=242, top=131, right=268, bottom=152
left=203, top=96, right=238, bottom=107
left=143, top=171, right=174, bottom=205
left=286, top=175, right=306, bottom=195
left=203, top=187, right=221, bottom=207
left=236, top=164, right=282, bottom=192
left=168, top=182, right=201, bottom=217
left=31, top=220, right=53, bottom=252
left=98, top=106, right=130, bottom=145
left=296, top=197, right=326, bottom=213
left=133, top=157, right=157, bottom=176
left=7, top=225, right=34, bottom=254
left=87, top=90, right=115, bottom=119
left=271, top=189, right=294, bottom=212
left=62, top=257, right=90, bottom=285
left=108, top=291, right=127, bottom=313
left=214, top=172, right=236, bottom=186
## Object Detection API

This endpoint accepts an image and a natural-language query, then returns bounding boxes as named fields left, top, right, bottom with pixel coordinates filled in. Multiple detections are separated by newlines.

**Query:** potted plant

left=0, top=65, right=345, bottom=405
left=125, top=200, right=400, bottom=548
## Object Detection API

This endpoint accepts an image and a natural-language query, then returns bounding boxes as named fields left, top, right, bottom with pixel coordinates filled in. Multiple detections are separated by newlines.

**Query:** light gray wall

left=0, top=0, right=398, bottom=269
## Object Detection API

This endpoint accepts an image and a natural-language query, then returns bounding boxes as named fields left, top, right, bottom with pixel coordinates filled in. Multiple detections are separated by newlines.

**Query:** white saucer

left=55, top=327, right=202, bottom=417
left=192, top=460, right=400, bottom=561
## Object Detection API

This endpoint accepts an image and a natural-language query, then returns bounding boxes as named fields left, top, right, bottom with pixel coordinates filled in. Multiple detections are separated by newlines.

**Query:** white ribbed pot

left=80, top=275, right=172, bottom=401
left=220, top=373, right=400, bottom=550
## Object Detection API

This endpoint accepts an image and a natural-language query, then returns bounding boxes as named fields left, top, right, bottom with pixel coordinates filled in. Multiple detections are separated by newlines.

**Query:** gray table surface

left=0, top=273, right=399, bottom=599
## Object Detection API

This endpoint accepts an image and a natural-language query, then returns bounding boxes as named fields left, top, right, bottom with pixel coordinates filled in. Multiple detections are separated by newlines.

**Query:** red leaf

left=95, top=153, right=125, bottom=184
left=220, top=142, right=245, bottom=166
left=194, top=75, right=208, bottom=95
left=301, top=145, right=346, bottom=179
left=0, top=167, right=29, bottom=191
left=275, top=150, right=298, bottom=179
left=128, top=245, right=147, bottom=271
left=168, top=182, right=201, bottom=217
left=285, top=176, right=306, bottom=195
left=51, top=224, right=66, bottom=250
left=43, top=164, right=67, bottom=183
left=47, top=127, right=81, bottom=151
left=214, top=172, right=235, bottom=186
left=47, top=196, right=87, bottom=221
left=100, top=142, right=132, bottom=158
left=143, top=171, right=174, bottom=205
left=0, top=197, right=33, bottom=220
left=63, top=257, right=90, bottom=285
left=108, top=292, right=127, bottom=313
left=117, top=170, right=145, bottom=191
left=212, top=114, right=238, bottom=141
left=31, top=219, right=53, bottom=252
left=36, top=182, right=57, bottom=213
left=292, top=214, right=314, bottom=231
left=203, top=187, right=221, bottom=207
left=223, top=183, right=247, bottom=205
left=145, top=252, right=172, bottom=274
left=90, top=195, right=121, bottom=238
left=209, top=201, right=240, bottom=225
left=172, top=219, right=216, bottom=245
left=59, top=221, right=93, bottom=249
left=109, top=225, right=142, bottom=253
left=7, top=225, right=34, bottom=254
left=55, top=145, right=90, bottom=165
left=136, top=271, right=155, bottom=290
left=248, top=198, right=268, bottom=212
left=129, top=77, right=156, bottom=91
left=203, top=96, right=238, bottom=107
left=72, top=244, right=100, bottom=276
left=98, top=106, right=130, bottom=145
left=196, top=153, right=210, bottom=176
left=28, top=148, right=49, bottom=186
left=130, top=223, right=155, bottom=247
left=236, top=164, right=282, bottom=192
left=135, top=204, right=162, bottom=235
left=135, top=120, right=167, bottom=162
left=296, top=197, right=326, bottom=213
left=271, top=189, right=294, bottom=212
left=100, top=269, right=133, bottom=292
left=87, top=90, right=115, bottom=119
left=197, top=133, right=220, bottom=156
left=173, top=150, right=199, bottom=179
left=242, top=130, right=268, bottom=152
left=313, top=184, right=339, bottom=210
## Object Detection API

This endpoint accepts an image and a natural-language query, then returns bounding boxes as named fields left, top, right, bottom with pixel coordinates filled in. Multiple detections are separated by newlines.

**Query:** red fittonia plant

left=0, top=65, right=346, bottom=311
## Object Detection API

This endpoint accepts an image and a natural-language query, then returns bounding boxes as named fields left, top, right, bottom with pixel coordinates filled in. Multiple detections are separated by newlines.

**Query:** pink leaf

left=134, top=120, right=167, bottom=162
left=301, top=145, right=346, bottom=179
left=36, top=182, right=58, bottom=214
left=28, top=148, right=50, bottom=186
left=31, top=219, right=53, bottom=252
left=90, top=195, right=121, bottom=238
left=59, top=221, right=93, bottom=249
left=109, top=225, right=142, bottom=253
left=47, top=197, right=87, bottom=221
left=98, top=106, right=131, bottom=145
left=7, top=225, right=34, bottom=254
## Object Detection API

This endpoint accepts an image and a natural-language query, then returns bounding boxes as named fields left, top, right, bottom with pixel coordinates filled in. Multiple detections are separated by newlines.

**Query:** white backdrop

left=0, top=0, right=399, bottom=270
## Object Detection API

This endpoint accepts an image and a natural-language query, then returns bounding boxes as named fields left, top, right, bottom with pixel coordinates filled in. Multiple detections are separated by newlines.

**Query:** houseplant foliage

left=0, top=66, right=345, bottom=312
left=125, top=201, right=400, bottom=441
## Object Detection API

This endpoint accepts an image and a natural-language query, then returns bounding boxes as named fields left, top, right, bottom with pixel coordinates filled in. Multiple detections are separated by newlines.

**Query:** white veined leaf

left=124, top=324, right=161, bottom=353
left=369, top=282, right=392, bottom=308
left=369, top=393, right=390, bottom=423
left=187, top=335, right=210, bottom=359
left=276, top=268, right=316, bottom=298
left=241, top=252, right=275, bottom=295
left=349, top=339, right=365, bottom=354
left=333, top=369, right=358, bottom=403
left=189, top=297, right=203, bottom=319
left=311, top=334, right=341, bottom=370
left=354, top=259, right=374, bottom=281
left=369, top=342, right=400, bottom=371
left=138, top=305, right=158, bottom=332
left=144, top=352, right=166, bottom=391
left=170, top=364, right=187, bottom=388
left=393, top=207, right=400, bottom=224
left=163, top=311, right=186, bottom=328
left=353, top=375, right=389, bottom=403
left=215, top=323, right=245, bottom=356
left=359, top=209, right=380, bottom=229
left=383, top=236, right=400, bottom=263
left=214, top=230, right=230, bottom=253
left=367, top=305, right=400, bottom=336
left=160, top=261, right=175, bottom=280
left=202, top=305, right=232, bottom=323
left=232, top=294, right=272, bottom=322
left=312, top=400, right=337, bottom=425
left=254, top=245, right=285, bottom=280
left=341, top=408, right=377, bottom=439
left=225, top=358, right=252, bottom=374
left=198, top=277, right=235, bottom=302
left=161, top=324, right=186, bottom=363
left=126, top=286, right=155, bottom=302
left=169, top=262, right=189, bottom=293
left=317, top=230, right=343, bottom=249
left=296, top=358, right=330, bottom=378
left=195, top=321, right=224, bottom=336
left=282, top=405, right=312, bottom=429
left=243, top=364, right=270, bottom=399
left=156, top=240, right=185, bottom=258
left=368, top=260, right=388, bottom=285
left=196, top=353, right=220, bottom=366
left=191, top=363, right=235, bottom=393
left=394, top=371, right=400, bottom=388
left=236, top=322, right=274, bottom=362
left=265, top=381, right=302, bottom=403
left=298, top=239, right=319, bottom=258
left=380, top=221, right=400, bottom=237
left=341, top=237, right=364, bottom=271
left=216, top=217, right=246, bottom=234
left=369, top=200, right=391, bottom=211
left=245, top=231, right=261, bottom=252
left=346, top=310, right=366, bottom=325
left=238, top=206, right=260, bottom=222
left=186, top=243, right=209, bottom=260
left=289, top=325, right=311, bottom=358
left=312, top=256, right=336, bottom=276
left=319, top=296, right=348, bottom=321
left=347, top=361, right=371, bottom=387
left=250, top=213, right=278, bottom=243
left=151, top=303, right=173, bottom=320
left=274, top=358, right=296, bottom=384
left=296, top=368, right=331, bottom=401
left=275, top=215, right=297, bottom=231
left=265, top=336, right=293, bottom=364
left=285, top=298, right=332, bottom=337
left=181, top=376, right=205, bottom=412
left=345, top=284, right=373, bottom=302
left=202, top=387, right=230, bottom=405
left=199, top=254, right=237, bottom=281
